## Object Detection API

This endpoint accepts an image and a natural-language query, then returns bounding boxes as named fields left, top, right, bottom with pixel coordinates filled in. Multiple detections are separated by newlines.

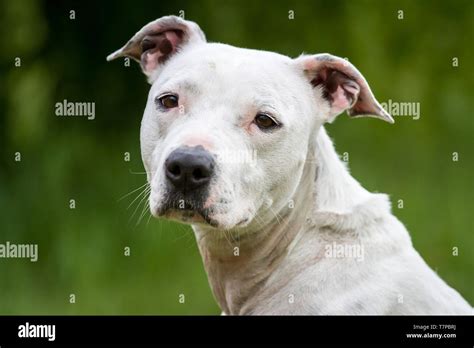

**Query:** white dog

left=108, top=16, right=472, bottom=315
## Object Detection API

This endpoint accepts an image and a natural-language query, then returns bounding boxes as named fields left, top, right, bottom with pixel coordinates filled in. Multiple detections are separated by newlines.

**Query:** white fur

left=109, top=16, right=472, bottom=315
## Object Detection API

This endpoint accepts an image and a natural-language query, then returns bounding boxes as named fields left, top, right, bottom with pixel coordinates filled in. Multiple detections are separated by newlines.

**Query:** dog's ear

left=295, top=54, right=393, bottom=123
left=107, top=16, right=206, bottom=81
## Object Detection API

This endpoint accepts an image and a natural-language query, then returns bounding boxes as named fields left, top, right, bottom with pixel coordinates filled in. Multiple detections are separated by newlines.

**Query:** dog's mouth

left=154, top=195, right=220, bottom=228
left=151, top=189, right=253, bottom=230
left=162, top=207, right=219, bottom=227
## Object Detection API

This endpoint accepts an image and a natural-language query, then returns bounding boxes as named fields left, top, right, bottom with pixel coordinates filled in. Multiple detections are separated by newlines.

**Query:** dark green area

left=0, top=0, right=472, bottom=314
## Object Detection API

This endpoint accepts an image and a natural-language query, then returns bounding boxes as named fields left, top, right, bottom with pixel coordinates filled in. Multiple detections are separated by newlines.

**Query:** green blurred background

left=0, top=0, right=472, bottom=314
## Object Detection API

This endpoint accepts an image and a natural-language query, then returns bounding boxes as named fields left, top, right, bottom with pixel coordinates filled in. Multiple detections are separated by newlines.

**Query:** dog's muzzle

left=158, top=145, right=216, bottom=224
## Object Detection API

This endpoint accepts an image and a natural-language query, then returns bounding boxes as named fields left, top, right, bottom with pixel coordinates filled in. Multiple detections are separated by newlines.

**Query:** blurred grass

left=0, top=0, right=472, bottom=314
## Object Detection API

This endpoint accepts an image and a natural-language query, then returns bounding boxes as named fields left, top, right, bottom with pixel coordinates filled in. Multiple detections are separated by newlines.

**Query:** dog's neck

left=192, top=126, right=372, bottom=314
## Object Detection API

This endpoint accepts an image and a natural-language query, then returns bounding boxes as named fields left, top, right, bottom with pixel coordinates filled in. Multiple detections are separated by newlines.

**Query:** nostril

left=168, top=163, right=181, bottom=177
left=192, top=168, right=204, bottom=180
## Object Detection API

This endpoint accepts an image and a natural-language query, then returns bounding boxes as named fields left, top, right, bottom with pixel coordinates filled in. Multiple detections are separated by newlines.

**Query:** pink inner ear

left=330, top=86, right=352, bottom=113
left=141, top=30, right=183, bottom=74
left=314, top=69, right=361, bottom=116
left=303, top=54, right=393, bottom=121
left=163, top=31, right=181, bottom=52
left=342, top=82, right=360, bottom=101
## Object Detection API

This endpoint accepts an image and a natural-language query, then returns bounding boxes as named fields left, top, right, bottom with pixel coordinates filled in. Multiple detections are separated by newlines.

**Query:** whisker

left=129, top=186, right=151, bottom=224
left=126, top=185, right=150, bottom=210
left=228, top=231, right=237, bottom=245
left=136, top=190, right=151, bottom=225
left=254, top=213, right=265, bottom=229
left=222, top=229, right=234, bottom=248
left=268, top=206, right=283, bottom=225
left=129, top=169, right=148, bottom=175
left=128, top=169, right=159, bottom=175
left=146, top=211, right=153, bottom=227
left=172, top=224, right=192, bottom=243
left=118, top=182, right=149, bottom=202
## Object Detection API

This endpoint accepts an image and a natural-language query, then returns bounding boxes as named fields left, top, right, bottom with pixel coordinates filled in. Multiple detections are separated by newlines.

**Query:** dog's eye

left=157, top=94, right=179, bottom=109
left=254, top=113, right=279, bottom=130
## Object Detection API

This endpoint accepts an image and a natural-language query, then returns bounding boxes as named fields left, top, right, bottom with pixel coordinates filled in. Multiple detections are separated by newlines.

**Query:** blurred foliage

left=0, top=0, right=472, bottom=314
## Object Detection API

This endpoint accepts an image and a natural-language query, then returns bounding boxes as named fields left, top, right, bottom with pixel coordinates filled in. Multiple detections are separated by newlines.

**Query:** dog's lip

left=154, top=199, right=251, bottom=229
left=155, top=202, right=253, bottom=229
left=159, top=207, right=219, bottom=228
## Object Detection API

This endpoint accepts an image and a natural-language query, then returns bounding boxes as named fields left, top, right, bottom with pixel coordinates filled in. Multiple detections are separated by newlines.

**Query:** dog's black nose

left=165, top=146, right=215, bottom=192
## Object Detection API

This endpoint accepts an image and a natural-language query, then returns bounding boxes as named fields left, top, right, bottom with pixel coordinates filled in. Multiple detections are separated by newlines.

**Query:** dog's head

left=108, top=16, right=392, bottom=230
